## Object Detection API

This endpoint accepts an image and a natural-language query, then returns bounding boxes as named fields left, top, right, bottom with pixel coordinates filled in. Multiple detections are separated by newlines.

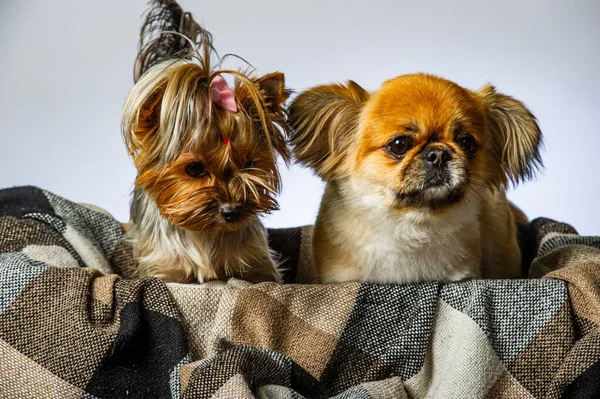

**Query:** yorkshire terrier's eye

left=387, top=135, right=414, bottom=157
left=185, top=162, right=206, bottom=177
left=244, top=160, right=256, bottom=169
left=456, top=135, right=477, bottom=156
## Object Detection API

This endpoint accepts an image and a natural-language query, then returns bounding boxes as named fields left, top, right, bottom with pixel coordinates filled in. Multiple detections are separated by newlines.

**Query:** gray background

left=1, top=0, right=598, bottom=234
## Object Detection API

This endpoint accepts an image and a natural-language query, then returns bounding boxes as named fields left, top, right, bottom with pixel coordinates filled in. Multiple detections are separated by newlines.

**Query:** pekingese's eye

left=456, top=135, right=477, bottom=157
left=185, top=162, right=206, bottom=177
left=387, top=135, right=414, bottom=157
left=244, top=160, right=256, bottom=169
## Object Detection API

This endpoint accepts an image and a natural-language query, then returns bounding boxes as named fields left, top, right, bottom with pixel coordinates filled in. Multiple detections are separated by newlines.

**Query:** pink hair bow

left=210, top=75, right=237, bottom=113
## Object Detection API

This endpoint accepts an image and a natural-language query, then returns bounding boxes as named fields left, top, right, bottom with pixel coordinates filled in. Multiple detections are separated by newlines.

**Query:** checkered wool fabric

left=1, top=186, right=600, bottom=398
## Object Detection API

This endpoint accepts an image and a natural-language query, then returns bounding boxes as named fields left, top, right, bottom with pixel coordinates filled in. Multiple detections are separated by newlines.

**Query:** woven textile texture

left=1, top=186, right=600, bottom=398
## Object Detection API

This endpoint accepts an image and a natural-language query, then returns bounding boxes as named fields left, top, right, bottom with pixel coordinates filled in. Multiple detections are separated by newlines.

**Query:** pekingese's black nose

left=220, top=205, right=241, bottom=222
left=424, top=148, right=451, bottom=169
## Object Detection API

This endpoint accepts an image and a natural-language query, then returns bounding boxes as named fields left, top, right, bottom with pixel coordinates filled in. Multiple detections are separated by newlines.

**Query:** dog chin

left=160, top=212, right=252, bottom=233
left=191, top=218, right=251, bottom=233
left=213, top=218, right=251, bottom=232
left=395, top=184, right=465, bottom=210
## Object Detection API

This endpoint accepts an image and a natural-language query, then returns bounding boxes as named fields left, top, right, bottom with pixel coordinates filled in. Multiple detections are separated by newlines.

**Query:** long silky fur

left=128, top=188, right=279, bottom=283
left=288, top=81, right=369, bottom=180
left=123, top=0, right=288, bottom=283
left=134, top=0, right=208, bottom=82
left=477, top=84, right=543, bottom=186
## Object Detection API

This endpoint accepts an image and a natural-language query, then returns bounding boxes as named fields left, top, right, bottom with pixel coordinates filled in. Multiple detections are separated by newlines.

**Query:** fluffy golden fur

left=122, top=7, right=289, bottom=283
left=289, top=74, right=542, bottom=284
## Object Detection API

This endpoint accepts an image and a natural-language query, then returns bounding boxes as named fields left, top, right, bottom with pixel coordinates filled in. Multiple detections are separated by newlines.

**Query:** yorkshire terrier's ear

left=122, top=77, right=167, bottom=156
left=256, top=72, right=290, bottom=112
left=477, top=84, right=543, bottom=186
left=241, top=72, right=291, bottom=163
left=288, top=81, right=370, bottom=180
left=133, top=89, right=164, bottom=142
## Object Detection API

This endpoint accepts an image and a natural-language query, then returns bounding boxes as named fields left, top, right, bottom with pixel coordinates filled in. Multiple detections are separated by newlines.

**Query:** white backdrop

left=0, top=0, right=598, bottom=234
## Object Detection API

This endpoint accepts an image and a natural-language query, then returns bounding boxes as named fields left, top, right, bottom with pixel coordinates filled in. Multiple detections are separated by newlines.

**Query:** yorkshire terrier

left=289, top=74, right=542, bottom=284
left=121, top=0, right=289, bottom=283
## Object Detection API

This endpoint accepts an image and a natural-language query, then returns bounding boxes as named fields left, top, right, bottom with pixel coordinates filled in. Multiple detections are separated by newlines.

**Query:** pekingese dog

left=288, top=73, right=542, bottom=284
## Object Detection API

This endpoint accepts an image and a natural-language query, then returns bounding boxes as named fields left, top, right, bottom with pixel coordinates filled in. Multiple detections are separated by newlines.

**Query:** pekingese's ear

left=477, top=84, right=543, bottom=186
left=288, top=81, right=370, bottom=180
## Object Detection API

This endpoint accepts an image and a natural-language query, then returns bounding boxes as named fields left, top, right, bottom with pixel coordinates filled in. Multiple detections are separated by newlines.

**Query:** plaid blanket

left=1, top=186, right=600, bottom=398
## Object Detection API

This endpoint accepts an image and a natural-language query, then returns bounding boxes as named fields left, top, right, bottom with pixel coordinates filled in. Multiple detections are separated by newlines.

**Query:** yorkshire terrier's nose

left=424, top=148, right=451, bottom=169
left=220, top=204, right=242, bottom=222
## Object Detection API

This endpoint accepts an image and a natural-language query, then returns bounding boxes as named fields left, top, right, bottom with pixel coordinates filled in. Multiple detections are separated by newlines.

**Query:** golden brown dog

left=289, top=74, right=542, bottom=284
